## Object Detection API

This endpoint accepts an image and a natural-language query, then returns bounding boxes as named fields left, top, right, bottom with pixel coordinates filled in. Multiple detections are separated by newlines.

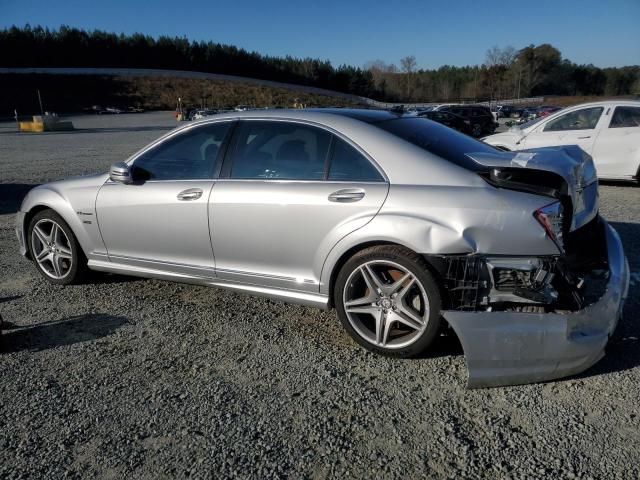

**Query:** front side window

left=229, top=121, right=331, bottom=180
left=132, top=122, right=232, bottom=181
left=610, top=106, right=640, bottom=128
left=543, top=107, right=603, bottom=132
left=328, top=137, right=383, bottom=182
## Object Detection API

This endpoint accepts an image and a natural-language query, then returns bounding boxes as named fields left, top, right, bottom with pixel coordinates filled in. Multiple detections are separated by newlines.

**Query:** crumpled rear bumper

left=443, top=221, right=629, bottom=388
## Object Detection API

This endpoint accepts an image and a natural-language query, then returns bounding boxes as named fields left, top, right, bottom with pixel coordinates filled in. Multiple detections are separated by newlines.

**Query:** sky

left=1, top=0, right=639, bottom=69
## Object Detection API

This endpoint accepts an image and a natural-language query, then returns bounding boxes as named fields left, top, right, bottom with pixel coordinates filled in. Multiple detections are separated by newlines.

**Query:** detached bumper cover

left=443, top=221, right=629, bottom=388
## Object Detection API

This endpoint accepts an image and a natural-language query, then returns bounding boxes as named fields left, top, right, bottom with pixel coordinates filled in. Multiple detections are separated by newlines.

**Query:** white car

left=483, top=101, right=640, bottom=181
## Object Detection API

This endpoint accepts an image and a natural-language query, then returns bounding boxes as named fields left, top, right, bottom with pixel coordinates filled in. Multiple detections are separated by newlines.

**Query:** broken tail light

left=534, top=201, right=564, bottom=251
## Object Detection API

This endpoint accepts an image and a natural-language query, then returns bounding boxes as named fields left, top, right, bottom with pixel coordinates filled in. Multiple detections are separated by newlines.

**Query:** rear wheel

left=28, top=210, right=88, bottom=285
left=334, top=246, right=442, bottom=358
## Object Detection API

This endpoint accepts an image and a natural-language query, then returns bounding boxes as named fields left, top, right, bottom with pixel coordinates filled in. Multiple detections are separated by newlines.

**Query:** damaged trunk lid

left=468, top=145, right=599, bottom=232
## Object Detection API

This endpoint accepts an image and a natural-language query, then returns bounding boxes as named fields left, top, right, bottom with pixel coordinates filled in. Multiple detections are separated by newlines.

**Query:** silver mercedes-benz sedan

left=15, top=109, right=629, bottom=387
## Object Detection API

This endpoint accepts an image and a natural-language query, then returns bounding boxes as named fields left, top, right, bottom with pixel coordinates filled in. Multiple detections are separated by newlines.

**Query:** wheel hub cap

left=30, top=219, right=73, bottom=280
left=343, top=260, right=430, bottom=349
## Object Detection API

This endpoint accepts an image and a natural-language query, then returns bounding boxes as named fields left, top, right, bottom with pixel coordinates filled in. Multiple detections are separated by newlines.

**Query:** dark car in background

left=521, top=106, right=540, bottom=119
left=434, top=105, right=498, bottom=137
left=496, top=105, right=516, bottom=118
left=417, top=110, right=473, bottom=135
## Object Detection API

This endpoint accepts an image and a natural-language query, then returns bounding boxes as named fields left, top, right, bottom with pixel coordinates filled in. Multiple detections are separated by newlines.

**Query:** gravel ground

left=1, top=112, right=639, bottom=479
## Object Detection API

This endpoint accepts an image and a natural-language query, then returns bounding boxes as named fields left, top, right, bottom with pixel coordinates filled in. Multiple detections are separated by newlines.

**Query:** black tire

left=27, top=209, right=88, bottom=285
left=334, top=245, right=442, bottom=358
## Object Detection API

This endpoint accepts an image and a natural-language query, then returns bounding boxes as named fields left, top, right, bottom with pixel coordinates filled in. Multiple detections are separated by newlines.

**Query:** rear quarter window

left=376, top=117, right=497, bottom=171
left=328, top=137, right=383, bottom=182
left=610, top=106, right=640, bottom=128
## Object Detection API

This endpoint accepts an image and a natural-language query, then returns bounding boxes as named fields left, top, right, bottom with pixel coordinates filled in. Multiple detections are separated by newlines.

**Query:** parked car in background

left=537, top=105, right=562, bottom=118
left=434, top=104, right=498, bottom=137
left=15, top=108, right=628, bottom=388
left=496, top=105, right=515, bottom=118
left=191, top=109, right=218, bottom=120
left=519, top=107, right=540, bottom=122
left=417, top=110, right=473, bottom=135
left=404, top=106, right=433, bottom=116
left=483, top=101, right=640, bottom=181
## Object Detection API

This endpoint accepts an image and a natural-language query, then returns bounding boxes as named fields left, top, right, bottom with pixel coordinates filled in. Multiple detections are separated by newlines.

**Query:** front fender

left=19, top=177, right=107, bottom=258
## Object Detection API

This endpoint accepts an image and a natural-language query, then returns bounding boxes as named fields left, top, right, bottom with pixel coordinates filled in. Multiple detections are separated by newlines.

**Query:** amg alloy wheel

left=335, top=246, right=441, bottom=357
left=28, top=210, right=87, bottom=285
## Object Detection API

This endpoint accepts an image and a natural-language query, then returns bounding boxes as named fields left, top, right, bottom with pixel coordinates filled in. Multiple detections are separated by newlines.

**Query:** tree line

left=371, top=45, right=639, bottom=102
left=1, top=25, right=638, bottom=103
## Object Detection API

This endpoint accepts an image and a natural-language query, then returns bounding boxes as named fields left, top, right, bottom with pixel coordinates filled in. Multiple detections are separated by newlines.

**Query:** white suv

left=483, top=101, right=640, bottom=181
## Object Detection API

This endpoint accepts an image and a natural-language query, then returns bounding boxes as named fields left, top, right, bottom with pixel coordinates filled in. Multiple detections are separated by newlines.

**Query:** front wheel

left=334, top=246, right=442, bottom=358
left=28, top=209, right=88, bottom=285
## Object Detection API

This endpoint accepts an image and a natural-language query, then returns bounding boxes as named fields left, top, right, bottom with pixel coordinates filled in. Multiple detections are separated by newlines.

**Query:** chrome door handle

left=328, top=188, right=365, bottom=203
left=177, top=188, right=203, bottom=201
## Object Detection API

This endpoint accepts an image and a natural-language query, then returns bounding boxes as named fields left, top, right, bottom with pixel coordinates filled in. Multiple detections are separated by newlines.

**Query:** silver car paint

left=210, top=179, right=389, bottom=292
left=18, top=173, right=109, bottom=259
left=16, top=109, right=628, bottom=387
left=96, top=180, right=217, bottom=278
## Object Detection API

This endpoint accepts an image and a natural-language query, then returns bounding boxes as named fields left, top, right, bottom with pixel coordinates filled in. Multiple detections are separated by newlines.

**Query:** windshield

left=375, top=117, right=499, bottom=171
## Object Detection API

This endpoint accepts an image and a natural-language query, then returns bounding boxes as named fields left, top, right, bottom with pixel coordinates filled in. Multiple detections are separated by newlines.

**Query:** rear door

left=591, top=105, right=640, bottom=178
left=210, top=119, right=389, bottom=293
left=521, top=106, right=605, bottom=155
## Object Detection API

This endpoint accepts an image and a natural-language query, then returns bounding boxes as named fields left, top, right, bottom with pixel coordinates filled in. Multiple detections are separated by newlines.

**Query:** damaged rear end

left=435, top=146, right=629, bottom=387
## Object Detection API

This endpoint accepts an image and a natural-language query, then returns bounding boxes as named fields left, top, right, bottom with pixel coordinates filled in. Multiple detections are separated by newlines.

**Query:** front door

left=95, top=121, right=233, bottom=277
left=521, top=106, right=605, bottom=156
left=210, top=120, right=389, bottom=293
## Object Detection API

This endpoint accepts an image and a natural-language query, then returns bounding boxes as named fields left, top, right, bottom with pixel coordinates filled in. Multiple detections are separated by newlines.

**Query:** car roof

left=189, top=107, right=403, bottom=126
left=167, top=108, right=483, bottom=187
left=562, top=100, right=640, bottom=109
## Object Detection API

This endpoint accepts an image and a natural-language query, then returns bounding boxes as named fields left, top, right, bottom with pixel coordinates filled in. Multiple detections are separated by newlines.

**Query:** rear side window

left=328, top=137, right=383, bottom=182
left=229, top=121, right=330, bottom=180
left=133, top=122, right=232, bottom=181
left=610, top=106, right=640, bottom=128
left=375, top=117, right=497, bottom=171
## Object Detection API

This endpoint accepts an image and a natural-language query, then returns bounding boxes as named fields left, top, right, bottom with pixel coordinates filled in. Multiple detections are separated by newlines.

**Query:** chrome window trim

left=125, top=120, right=231, bottom=165
left=213, top=178, right=386, bottom=185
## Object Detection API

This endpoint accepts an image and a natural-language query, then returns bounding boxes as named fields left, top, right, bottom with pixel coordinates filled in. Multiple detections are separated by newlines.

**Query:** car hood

left=467, top=145, right=598, bottom=231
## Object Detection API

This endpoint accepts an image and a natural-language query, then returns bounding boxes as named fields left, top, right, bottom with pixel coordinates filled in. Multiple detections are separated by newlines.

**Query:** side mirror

left=109, top=161, right=132, bottom=184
